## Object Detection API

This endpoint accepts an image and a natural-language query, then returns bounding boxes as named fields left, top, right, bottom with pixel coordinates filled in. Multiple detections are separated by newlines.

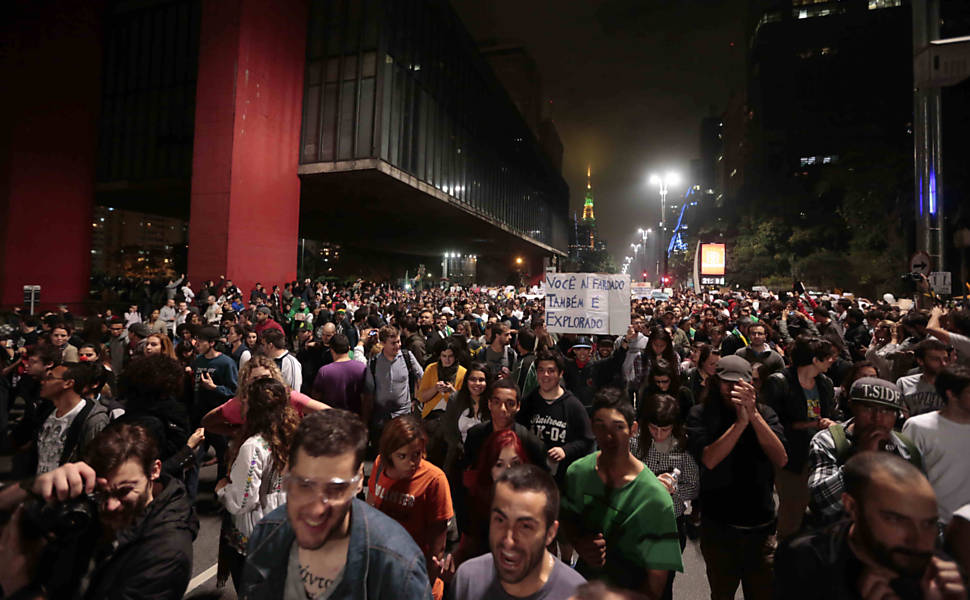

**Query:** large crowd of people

left=0, top=275, right=969, bottom=600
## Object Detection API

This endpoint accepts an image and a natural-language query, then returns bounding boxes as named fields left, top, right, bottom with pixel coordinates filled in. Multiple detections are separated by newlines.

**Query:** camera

left=19, top=493, right=97, bottom=542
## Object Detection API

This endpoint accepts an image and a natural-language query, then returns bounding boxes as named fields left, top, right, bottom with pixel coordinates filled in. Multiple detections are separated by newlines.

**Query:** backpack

left=474, top=345, right=517, bottom=378
left=828, top=423, right=923, bottom=470
left=369, top=350, right=418, bottom=403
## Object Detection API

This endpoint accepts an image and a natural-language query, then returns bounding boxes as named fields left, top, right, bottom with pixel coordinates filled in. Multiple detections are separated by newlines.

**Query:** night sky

left=452, top=0, right=748, bottom=264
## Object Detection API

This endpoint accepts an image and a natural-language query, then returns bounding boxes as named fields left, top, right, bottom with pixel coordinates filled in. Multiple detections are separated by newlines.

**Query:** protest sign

left=544, top=273, right=631, bottom=335
left=631, top=281, right=652, bottom=298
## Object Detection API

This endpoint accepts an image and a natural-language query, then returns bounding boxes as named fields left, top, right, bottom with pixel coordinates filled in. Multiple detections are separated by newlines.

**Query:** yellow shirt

left=418, top=363, right=466, bottom=418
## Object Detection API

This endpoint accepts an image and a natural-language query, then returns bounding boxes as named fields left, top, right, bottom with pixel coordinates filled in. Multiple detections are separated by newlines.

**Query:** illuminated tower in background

left=582, top=165, right=595, bottom=248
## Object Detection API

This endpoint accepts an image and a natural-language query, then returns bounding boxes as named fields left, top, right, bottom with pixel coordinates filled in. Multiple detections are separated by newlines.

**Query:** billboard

left=700, top=243, right=726, bottom=276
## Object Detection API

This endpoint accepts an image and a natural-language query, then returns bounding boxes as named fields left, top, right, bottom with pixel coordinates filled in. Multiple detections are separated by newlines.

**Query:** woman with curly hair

left=115, top=354, right=203, bottom=493
left=215, top=377, right=298, bottom=592
left=200, top=355, right=329, bottom=437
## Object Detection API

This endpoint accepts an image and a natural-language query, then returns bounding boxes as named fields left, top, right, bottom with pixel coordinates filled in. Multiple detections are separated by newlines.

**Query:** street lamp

left=637, top=228, right=652, bottom=282
left=649, top=173, right=680, bottom=282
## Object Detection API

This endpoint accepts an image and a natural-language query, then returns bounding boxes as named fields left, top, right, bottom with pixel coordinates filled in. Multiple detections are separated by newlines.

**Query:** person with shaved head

left=776, top=452, right=966, bottom=600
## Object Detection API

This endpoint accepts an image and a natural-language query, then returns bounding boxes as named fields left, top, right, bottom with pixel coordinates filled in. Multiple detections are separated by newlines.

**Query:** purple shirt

left=313, top=359, right=367, bottom=413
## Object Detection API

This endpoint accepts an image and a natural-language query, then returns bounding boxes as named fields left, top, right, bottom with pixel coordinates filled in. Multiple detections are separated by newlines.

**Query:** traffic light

left=642, top=271, right=648, bottom=281
left=661, top=275, right=670, bottom=285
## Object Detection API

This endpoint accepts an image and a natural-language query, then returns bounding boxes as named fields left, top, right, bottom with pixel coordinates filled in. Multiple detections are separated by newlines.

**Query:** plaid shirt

left=629, top=434, right=700, bottom=517
left=808, top=419, right=920, bottom=524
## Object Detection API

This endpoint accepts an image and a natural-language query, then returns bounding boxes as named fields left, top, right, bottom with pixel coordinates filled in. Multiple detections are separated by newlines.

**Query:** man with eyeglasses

left=0, top=423, right=198, bottom=599
left=807, top=377, right=924, bottom=526
left=241, top=409, right=433, bottom=599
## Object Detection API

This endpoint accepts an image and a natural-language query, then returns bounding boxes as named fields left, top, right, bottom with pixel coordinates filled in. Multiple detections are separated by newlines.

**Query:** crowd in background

left=0, top=275, right=969, bottom=600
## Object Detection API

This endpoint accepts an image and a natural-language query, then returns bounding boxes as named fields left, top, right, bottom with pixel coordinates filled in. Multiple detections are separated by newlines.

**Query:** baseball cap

left=849, top=377, right=903, bottom=411
left=571, top=336, right=593, bottom=350
left=715, top=355, right=753, bottom=383
left=257, top=306, right=272, bottom=315
left=128, top=323, right=150, bottom=338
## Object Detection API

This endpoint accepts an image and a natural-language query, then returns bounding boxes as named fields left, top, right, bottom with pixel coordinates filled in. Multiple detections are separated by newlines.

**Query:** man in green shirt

left=561, top=388, right=683, bottom=599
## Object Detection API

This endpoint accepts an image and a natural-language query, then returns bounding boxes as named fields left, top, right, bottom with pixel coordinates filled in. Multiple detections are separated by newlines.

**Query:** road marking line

left=186, top=564, right=218, bottom=593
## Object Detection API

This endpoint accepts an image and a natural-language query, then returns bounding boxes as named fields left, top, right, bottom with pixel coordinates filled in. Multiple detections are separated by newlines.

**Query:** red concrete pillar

left=0, top=2, right=103, bottom=312
left=188, top=0, right=307, bottom=295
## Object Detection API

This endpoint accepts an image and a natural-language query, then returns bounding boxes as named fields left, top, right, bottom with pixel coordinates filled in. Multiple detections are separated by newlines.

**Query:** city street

left=4, top=0, right=969, bottom=598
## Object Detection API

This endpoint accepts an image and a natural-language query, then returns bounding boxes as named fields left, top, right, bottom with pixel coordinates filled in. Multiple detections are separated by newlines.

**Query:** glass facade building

left=300, top=0, right=569, bottom=252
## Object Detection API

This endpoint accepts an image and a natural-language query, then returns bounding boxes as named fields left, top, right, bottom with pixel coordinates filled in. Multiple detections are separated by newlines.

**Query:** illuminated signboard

left=700, top=243, right=726, bottom=276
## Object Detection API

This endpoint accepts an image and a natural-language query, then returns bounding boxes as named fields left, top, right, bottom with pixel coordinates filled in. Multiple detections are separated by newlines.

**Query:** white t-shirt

left=36, top=400, right=87, bottom=475
left=948, top=332, right=970, bottom=367
left=902, top=411, right=970, bottom=523
left=953, top=503, right=970, bottom=524
left=458, top=413, right=483, bottom=443
left=896, top=374, right=945, bottom=416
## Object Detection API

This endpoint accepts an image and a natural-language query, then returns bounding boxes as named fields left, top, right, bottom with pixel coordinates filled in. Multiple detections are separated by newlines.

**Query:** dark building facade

left=746, top=0, right=913, bottom=191
left=737, top=0, right=970, bottom=284
left=297, top=0, right=568, bottom=258
left=0, top=0, right=568, bottom=309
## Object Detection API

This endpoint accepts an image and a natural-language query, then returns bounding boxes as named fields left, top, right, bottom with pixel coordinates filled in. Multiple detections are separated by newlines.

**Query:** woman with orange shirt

left=367, top=415, right=454, bottom=600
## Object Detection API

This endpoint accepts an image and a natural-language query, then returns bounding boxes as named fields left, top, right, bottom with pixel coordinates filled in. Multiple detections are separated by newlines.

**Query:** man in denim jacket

left=241, top=409, right=432, bottom=599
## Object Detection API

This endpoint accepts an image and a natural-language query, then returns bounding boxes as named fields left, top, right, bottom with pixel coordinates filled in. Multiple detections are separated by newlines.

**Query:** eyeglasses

left=854, top=404, right=898, bottom=417
left=284, top=473, right=361, bottom=504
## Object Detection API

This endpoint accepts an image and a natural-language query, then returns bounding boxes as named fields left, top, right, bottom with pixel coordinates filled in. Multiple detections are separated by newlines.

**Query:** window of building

left=794, top=4, right=845, bottom=18
left=799, top=155, right=838, bottom=167
left=868, top=0, right=902, bottom=8
left=755, top=10, right=783, bottom=35
left=798, top=46, right=838, bottom=59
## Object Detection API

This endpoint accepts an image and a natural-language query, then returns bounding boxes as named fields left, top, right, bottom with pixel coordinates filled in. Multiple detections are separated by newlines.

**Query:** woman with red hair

left=456, top=428, right=531, bottom=565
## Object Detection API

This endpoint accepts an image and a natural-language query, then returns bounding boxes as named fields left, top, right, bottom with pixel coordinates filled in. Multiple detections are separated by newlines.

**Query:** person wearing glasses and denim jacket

left=241, top=409, right=432, bottom=600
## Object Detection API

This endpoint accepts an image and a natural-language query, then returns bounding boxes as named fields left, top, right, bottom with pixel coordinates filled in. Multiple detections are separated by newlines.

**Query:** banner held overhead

left=544, top=273, right=631, bottom=336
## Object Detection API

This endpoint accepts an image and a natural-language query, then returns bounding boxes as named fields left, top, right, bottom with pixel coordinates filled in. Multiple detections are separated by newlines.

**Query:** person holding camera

left=0, top=422, right=198, bottom=599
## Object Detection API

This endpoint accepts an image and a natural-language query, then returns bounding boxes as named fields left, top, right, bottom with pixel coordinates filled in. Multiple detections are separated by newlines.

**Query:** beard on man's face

left=856, top=510, right=933, bottom=578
